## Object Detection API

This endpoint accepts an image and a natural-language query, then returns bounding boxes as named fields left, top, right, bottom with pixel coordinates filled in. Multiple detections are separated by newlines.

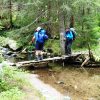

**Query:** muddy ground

left=33, top=65, right=100, bottom=100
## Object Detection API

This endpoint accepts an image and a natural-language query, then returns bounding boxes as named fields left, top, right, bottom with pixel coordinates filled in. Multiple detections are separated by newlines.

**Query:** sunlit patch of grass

left=0, top=66, right=28, bottom=99
left=0, top=87, right=24, bottom=100
left=92, top=45, right=100, bottom=61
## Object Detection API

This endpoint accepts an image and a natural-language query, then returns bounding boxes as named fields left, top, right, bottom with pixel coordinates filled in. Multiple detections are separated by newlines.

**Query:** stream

left=1, top=47, right=35, bottom=63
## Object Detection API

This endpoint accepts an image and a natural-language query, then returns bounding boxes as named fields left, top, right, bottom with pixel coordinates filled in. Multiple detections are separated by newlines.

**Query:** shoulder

left=33, top=31, right=38, bottom=36
left=34, top=31, right=38, bottom=34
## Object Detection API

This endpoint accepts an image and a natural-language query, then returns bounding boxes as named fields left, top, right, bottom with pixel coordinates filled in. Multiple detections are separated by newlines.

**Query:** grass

left=0, top=87, right=24, bottom=100
left=92, top=45, right=100, bottom=61
left=0, top=54, right=4, bottom=63
left=45, top=39, right=61, bottom=55
left=0, top=64, right=45, bottom=100
left=0, top=65, right=28, bottom=100
left=73, top=43, right=100, bottom=62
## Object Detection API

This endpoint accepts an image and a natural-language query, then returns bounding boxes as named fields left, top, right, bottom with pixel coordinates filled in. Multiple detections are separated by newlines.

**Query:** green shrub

left=0, top=79, right=12, bottom=92
left=0, top=66, right=27, bottom=99
left=0, top=87, right=24, bottom=100
left=45, top=39, right=60, bottom=55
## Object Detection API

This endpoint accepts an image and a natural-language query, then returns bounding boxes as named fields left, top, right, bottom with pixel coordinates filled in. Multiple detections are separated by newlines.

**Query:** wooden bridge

left=14, top=53, right=87, bottom=68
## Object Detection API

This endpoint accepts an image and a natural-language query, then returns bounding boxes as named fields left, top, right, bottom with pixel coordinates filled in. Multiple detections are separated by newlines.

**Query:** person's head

left=66, top=27, right=70, bottom=32
left=36, top=27, right=41, bottom=32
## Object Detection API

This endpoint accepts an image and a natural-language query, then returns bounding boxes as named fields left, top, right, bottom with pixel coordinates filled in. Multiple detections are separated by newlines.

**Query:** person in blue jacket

left=64, top=27, right=76, bottom=55
left=32, top=27, right=48, bottom=60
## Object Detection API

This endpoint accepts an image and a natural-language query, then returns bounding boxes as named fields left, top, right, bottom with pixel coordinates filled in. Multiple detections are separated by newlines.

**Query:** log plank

left=15, top=53, right=82, bottom=67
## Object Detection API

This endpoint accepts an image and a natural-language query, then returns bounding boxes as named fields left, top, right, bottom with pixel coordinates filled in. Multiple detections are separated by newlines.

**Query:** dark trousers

left=65, top=40, right=72, bottom=55
left=35, top=41, right=44, bottom=50
left=35, top=41, right=44, bottom=60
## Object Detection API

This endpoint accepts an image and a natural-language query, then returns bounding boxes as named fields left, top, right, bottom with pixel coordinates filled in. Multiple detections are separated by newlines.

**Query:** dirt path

left=26, top=74, right=71, bottom=100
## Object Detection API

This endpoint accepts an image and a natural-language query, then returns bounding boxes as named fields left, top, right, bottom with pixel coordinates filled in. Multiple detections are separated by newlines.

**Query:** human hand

left=63, top=38, right=66, bottom=41
left=29, top=41, right=32, bottom=45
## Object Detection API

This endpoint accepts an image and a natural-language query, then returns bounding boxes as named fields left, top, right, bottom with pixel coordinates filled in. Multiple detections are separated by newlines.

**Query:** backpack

left=72, top=31, right=76, bottom=40
left=66, top=31, right=73, bottom=40
left=70, top=28, right=76, bottom=40
left=37, top=30, right=48, bottom=43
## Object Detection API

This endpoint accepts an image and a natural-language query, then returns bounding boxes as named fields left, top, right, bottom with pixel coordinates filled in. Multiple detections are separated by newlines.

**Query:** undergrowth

left=92, top=45, right=100, bottom=61
left=0, top=65, right=27, bottom=100
left=0, top=62, right=45, bottom=100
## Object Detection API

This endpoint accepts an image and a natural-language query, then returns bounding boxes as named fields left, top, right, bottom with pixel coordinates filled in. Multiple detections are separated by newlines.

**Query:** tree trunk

left=70, top=15, right=74, bottom=28
left=9, top=0, right=13, bottom=28
left=57, top=1, right=65, bottom=55
left=47, top=1, right=52, bottom=36
left=59, top=13, right=65, bottom=55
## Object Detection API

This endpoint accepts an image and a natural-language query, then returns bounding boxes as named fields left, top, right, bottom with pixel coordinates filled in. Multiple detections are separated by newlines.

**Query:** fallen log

left=85, top=61, right=100, bottom=67
left=16, top=61, right=49, bottom=68
left=81, top=57, right=90, bottom=67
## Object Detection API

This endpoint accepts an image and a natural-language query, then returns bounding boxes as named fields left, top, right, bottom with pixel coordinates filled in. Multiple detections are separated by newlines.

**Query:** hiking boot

left=38, top=55, right=43, bottom=60
left=68, top=53, right=71, bottom=56
left=35, top=55, right=39, bottom=61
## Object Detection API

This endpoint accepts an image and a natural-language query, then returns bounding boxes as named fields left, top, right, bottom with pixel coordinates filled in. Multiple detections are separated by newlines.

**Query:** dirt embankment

left=35, top=67, right=100, bottom=100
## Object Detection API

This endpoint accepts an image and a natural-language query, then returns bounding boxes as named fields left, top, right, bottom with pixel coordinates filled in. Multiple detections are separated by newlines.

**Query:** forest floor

left=33, top=66, right=100, bottom=100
